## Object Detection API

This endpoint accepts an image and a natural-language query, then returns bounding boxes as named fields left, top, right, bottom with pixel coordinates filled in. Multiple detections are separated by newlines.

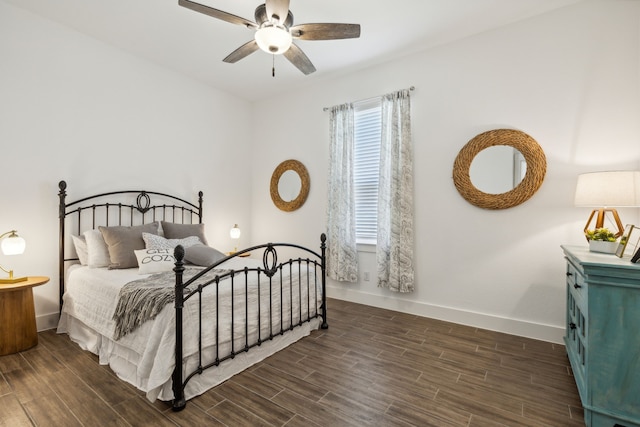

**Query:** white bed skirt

left=58, top=313, right=320, bottom=402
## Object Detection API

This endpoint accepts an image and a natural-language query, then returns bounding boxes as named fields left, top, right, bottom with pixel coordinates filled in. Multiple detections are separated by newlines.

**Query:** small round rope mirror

left=453, top=129, right=546, bottom=210
left=270, top=159, right=310, bottom=212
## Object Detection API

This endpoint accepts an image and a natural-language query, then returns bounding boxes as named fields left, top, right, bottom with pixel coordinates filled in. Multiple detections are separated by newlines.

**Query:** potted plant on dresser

left=585, top=227, right=618, bottom=254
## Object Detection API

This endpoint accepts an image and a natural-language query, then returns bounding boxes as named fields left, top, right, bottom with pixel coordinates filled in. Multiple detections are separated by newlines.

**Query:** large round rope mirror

left=453, top=129, right=546, bottom=209
left=270, top=159, right=310, bottom=212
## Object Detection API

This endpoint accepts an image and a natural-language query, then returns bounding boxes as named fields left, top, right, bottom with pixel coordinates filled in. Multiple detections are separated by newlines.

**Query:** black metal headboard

left=58, top=180, right=203, bottom=309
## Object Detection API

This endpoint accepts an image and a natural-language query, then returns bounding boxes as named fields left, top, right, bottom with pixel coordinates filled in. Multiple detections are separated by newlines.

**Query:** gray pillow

left=184, top=244, right=225, bottom=266
left=161, top=221, right=208, bottom=245
left=99, top=222, right=159, bottom=269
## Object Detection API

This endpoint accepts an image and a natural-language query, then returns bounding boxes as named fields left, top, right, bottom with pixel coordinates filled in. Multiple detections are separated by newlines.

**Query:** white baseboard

left=326, top=285, right=565, bottom=344
left=37, top=312, right=60, bottom=332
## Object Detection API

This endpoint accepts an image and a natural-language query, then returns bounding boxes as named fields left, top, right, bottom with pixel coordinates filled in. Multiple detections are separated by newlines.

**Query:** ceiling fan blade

left=265, top=0, right=290, bottom=24
left=179, top=0, right=257, bottom=29
left=291, top=23, right=361, bottom=40
left=283, top=43, right=316, bottom=75
left=223, top=40, right=259, bottom=63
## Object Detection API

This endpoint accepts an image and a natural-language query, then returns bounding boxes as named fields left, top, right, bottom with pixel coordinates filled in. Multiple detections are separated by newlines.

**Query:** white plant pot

left=588, top=240, right=618, bottom=254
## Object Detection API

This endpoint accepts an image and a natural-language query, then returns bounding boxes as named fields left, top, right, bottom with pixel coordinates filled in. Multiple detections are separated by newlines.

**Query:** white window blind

left=354, top=99, right=382, bottom=244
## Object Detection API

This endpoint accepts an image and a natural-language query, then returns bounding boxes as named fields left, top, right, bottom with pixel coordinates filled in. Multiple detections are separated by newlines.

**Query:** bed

left=56, top=180, right=327, bottom=411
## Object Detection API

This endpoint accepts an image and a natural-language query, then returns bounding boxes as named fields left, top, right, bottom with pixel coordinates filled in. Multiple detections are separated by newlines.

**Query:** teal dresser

left=562, top=245, right=640, bottom=427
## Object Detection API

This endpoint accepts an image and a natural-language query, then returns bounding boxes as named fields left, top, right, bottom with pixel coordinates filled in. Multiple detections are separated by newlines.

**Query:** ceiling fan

left=178, top=0, right=361, bottom=75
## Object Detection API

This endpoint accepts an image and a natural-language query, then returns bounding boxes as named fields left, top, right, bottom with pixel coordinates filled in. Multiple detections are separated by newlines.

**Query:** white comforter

left=58, top=258, right=322, bottom=401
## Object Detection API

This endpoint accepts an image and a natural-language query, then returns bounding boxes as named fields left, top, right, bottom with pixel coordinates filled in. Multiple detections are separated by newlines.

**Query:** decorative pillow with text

left=134, top=248, right=176, bottom=275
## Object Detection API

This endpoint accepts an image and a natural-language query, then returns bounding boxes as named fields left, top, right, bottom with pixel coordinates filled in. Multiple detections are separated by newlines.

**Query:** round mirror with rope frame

left=270, top=159, right=310, bottom=212
left=453, top=129, right=546, bottom=210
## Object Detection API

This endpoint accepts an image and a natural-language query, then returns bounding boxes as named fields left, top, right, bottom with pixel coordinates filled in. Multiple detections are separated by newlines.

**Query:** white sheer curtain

left=377, top=89, right=415, bottom=292
left=326, top=103, right=359, bottom=282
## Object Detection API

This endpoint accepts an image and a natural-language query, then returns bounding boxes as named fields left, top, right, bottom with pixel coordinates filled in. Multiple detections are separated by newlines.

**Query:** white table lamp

left=0, top=230, right=27, bottom=284
left=230, top=224, right=241, bottom=253
left=574, top=171, right=640, bottom=238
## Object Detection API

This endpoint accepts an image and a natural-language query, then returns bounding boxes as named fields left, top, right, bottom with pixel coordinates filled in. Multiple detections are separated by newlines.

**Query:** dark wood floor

left=0, top=298, right=584, bottom=426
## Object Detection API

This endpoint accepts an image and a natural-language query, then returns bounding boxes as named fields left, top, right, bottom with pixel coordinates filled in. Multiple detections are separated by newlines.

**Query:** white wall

left=0, top=2, right=254, bottom=330
left=250, top=0, right=640, bottom=343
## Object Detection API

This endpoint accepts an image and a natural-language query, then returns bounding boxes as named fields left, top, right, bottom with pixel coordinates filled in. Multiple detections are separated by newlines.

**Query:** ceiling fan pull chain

left=272, top=54, right=275, bottom=77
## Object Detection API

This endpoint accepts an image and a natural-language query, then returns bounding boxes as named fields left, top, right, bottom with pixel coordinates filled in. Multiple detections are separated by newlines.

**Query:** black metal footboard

left=171, top=234, right=327, bottom=411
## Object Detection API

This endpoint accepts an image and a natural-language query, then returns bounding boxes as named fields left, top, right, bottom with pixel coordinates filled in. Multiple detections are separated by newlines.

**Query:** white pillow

left=134, top=248, right=175, bottom=274
left=142, top=232, right=201, bottom=250
left=83, top=229, right=111, bottom=268
left=71, top=234, right=88, bottom=266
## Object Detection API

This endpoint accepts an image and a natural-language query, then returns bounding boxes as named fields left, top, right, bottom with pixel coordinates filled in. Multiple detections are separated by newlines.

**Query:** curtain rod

left=323, top=86, right=415, bottom=112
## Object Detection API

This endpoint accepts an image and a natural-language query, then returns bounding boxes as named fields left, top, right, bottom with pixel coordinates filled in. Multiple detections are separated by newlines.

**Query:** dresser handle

left=569, top=322, right=577, bottom=330
left=574, top=283, right=582, bottom=289
left=566, top=272, right=573, bottom=277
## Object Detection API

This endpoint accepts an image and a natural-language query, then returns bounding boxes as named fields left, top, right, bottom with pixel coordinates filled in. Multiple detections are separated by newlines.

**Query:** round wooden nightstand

left=226, top=252, right=251, bottom=258
left=0, top=276, right=49, bottom=356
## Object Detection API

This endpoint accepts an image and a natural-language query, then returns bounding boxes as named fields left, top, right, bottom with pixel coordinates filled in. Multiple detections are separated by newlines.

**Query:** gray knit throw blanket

left=112, top=267, right=230, bottom=340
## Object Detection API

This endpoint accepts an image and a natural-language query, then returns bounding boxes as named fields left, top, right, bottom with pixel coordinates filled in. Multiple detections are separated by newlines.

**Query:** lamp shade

left=574, top=171, right=640, bottom=207
left=230, top=224, right=241, bottom=240
left=1, top=231, right=26, bottom=255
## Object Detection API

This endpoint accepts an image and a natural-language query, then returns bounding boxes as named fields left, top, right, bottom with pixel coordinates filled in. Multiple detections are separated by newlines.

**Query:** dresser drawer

left=566, top=260, right=587, bottom=305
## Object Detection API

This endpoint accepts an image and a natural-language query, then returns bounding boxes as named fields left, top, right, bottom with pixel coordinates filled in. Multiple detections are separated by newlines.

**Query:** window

left=353, top=99, right=382, bottom=244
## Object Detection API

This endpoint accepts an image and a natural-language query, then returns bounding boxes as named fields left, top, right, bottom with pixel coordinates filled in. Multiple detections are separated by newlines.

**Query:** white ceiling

left=5, top=0, right=583, bottom=102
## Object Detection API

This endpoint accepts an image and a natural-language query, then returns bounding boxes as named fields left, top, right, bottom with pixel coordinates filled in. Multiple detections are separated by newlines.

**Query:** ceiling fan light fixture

left=254, top=24, right=292, bottom=54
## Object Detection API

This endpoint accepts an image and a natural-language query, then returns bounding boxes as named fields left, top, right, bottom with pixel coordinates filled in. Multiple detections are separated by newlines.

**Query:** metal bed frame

left=57, top=180, right=327, bottom=411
